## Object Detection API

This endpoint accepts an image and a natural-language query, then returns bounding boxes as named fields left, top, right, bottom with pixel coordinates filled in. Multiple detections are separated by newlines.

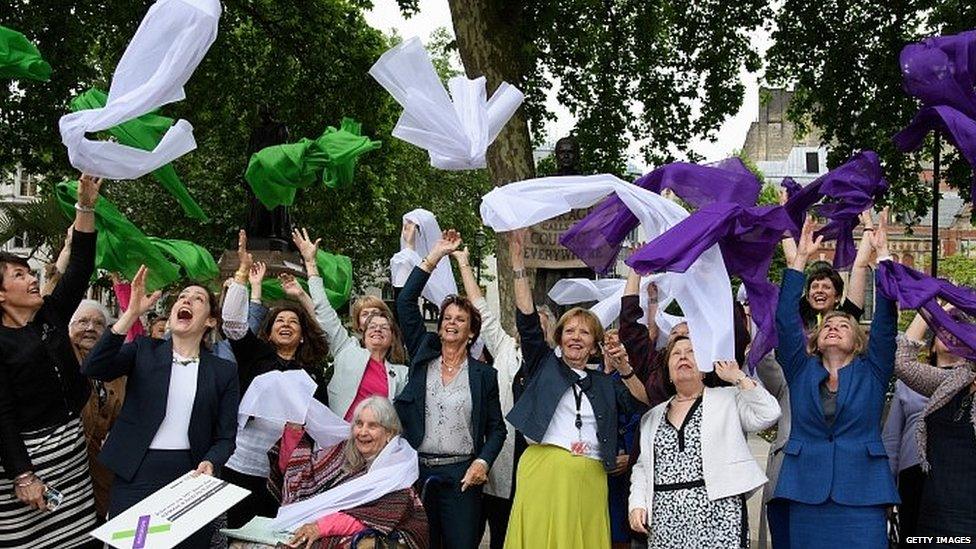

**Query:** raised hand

left=451, top=246, right=471, bottom=267
left=793, top=215, right=824, bottom=268
left=646, top=281, right=659, bottom=305
left=714, top=360, right=747, bottom=385
left=402, top=220, right=418, bottom=250
left=291, top=227, right=320, bottom=264
left=430, top=229, right=462, bottom=260
left=76, top=173, right=103, bottom=207
left=236, top=229, right=253, bottom=273
left=870, top=207, right=890, bottom=258
left=279, top=272, right=304, bottom=299
left=508, top=228, right=527, bottom=269
left=249, top=261, right=267, bottom=286
left=128, top=265, right=162, bottom=317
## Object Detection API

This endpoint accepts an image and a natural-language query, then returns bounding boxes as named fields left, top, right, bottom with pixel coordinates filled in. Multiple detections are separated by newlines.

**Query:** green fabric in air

left=0, top=25, right=51, bottom=81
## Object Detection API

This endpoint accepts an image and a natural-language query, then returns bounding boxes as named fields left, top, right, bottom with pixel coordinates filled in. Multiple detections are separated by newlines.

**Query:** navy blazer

left=507, top=308, right=646, bottom=472
left=82, top=332, right=239, bottom=483
left=394, top=267, right=507, bottom=466
left=773, top=268, right=899, bottom=506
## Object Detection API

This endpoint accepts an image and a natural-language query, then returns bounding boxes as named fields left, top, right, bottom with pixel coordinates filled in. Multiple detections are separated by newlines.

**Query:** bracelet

left=74, top=202, right=95, bottom=213
left=620, top=370, right=636, bottom=380
left=513, top=268, right=527, bottom=280
left=862, top=227, right=874, bottom=232
left=733, top=375, right=748, bottom=387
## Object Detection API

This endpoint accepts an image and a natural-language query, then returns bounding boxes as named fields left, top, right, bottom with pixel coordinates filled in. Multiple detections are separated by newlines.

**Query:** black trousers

left=420, top=460, right=482, bottom=549
left=897, top=464, right=925, bottom=547
left=479, top=493, right=513, bottom=549
left=222, top=466, right=279, bottom=529
left=108, top=450, right=212, bottom=549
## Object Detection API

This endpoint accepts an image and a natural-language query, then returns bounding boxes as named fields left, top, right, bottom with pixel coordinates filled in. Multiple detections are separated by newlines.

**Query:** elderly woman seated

left=269, top=396, right=428, bottom=549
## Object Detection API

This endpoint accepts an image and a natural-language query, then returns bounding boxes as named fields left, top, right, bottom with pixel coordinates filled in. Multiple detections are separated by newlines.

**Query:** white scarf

left=480, top=174, right=733, bottom=370
left=58, top=0, right=220, bottom=179
left=390, top=208, right=458, bottom=308
left=369, top=37, right=524, bottom=170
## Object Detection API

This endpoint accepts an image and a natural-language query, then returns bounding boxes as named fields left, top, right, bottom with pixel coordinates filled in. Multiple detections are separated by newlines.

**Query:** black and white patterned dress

left=650, top=398, right=747, bottom=549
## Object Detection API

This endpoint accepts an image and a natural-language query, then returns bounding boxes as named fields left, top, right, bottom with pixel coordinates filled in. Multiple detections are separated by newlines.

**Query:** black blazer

left=507, top=308, right=646, bottom=471
left=82, top=332, right=239, bottom=482
left=394, top=267, right=506, bottom=466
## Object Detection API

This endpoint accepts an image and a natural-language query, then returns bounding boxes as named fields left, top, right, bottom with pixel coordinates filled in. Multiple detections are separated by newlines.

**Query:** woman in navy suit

left=84, top=266, right=239, bottom=548
left=773, top=216, right=898, bottom=549
left=394, top=229, right=506, bottom=549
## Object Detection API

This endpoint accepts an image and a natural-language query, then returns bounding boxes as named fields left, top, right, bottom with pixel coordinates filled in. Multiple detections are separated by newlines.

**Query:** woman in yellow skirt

left=503, top=230, right=649, bottom=549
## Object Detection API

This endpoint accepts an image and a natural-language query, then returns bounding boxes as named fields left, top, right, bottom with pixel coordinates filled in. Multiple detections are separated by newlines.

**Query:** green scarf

left=0, top=25, right=50, bottom=81
left=258, top=249, right=353, bottom=309
left=245, top=118, right=381, bottom=209
left=69, top=88, right=208, bottom=220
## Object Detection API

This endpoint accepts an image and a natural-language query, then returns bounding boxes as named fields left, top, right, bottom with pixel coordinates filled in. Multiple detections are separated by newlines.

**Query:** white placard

left=91, top=472, right=250, bottom=549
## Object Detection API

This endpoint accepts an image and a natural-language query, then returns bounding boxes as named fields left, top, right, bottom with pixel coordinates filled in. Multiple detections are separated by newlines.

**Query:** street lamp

left=474, top=229, right=486, bottom=284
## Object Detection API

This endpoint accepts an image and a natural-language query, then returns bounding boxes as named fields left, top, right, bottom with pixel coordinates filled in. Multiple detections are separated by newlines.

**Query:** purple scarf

left=627, top=203, right=795, bottom=370
left=876, top=260, right=976, bottom=361
left=893, top=31, right=976, bottom=197
left=560, top=159, right=762, bottom=273
left=781, top=150, right=888, bottom=270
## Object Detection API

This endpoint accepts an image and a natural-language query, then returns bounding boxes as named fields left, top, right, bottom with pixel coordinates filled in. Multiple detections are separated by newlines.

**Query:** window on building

left=962, top=239, right=976, bottom=258
left=805, top=152, right=819, bottom=174
left=19, top=176, right=36, bottom=197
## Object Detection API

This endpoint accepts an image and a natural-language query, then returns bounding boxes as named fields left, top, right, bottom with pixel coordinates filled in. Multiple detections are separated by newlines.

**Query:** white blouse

left=149, top=353, right=199, bottom=450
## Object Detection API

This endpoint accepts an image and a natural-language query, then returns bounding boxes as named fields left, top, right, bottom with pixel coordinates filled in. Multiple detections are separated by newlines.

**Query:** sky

left=364, top=0, right=772, bottom=171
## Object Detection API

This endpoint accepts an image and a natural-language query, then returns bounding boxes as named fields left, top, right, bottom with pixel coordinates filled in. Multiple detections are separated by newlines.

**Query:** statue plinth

left=217, top=249, right=306, bottom=283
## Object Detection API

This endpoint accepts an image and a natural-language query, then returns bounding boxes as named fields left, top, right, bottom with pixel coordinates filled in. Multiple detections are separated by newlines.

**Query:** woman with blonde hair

left=504, top=229, right=648, bottom=549
left=772, top=215, right=898, bottom=549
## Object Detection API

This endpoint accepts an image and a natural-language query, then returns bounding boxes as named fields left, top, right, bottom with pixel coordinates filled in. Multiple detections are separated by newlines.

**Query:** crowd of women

left=0, top=173, right=973, bottom=549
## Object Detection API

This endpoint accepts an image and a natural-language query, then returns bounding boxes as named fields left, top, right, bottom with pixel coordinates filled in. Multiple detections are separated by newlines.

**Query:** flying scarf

left=58, top=0, right=220, bottom=179
left=480, top=174, right=734, bottom=371
left=0, top=25, right=51, bottom=81
left=245, top=118, right=381, bottom=209
left=369, top=37, right=524, bottom=170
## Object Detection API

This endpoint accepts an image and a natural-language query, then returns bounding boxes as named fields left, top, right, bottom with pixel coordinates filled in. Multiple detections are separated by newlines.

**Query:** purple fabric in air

left=626, top=202, right=795, bottom=370
left=876, top=260, right=976, bottom=361
left=781, top=151, right=888, bottom=270
left=560, top=159, right=763, bottom=273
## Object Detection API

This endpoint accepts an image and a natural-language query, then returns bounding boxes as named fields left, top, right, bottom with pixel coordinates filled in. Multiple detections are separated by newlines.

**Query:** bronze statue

left=554, top=136, right=581, bottom=176
left=243, top=106, right=292, bottom=250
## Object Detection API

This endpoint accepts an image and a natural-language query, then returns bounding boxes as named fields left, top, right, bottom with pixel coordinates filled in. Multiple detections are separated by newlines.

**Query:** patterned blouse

left=418, top=358, right=475, bottom=456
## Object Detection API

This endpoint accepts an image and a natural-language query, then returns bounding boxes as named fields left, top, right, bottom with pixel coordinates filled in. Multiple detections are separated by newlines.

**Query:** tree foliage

left=765, top=0, right=976, bottom=220
left=0, top=1, right=492, bottom=292
left=400, top=0, right=770, bottom=175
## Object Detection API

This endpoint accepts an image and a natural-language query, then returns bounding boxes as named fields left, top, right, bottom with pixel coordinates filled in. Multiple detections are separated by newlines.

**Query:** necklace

left=674, top=392, right=702, bottom=403
left=442, top=356, right=464, bottom=373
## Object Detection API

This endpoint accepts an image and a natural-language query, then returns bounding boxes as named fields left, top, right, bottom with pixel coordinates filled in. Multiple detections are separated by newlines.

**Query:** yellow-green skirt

left=503, top=444, right=610, bottom=549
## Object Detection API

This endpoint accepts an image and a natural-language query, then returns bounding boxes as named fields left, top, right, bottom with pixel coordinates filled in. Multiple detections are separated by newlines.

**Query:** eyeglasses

left=71, top=318, right=105, bottom=329
left=366, top=324, right=392, bottom=333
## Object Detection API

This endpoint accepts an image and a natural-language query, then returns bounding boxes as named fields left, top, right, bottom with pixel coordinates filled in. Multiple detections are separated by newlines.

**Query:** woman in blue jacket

left=774, top=216, right=898, bottom=549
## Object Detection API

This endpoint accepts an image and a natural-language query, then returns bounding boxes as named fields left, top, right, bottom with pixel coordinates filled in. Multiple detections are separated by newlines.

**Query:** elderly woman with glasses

left=773, top=216, right=898, bottom=549
left=271, top=396, right=428, bottom=549
left=395, top=228, right=506, bottom=549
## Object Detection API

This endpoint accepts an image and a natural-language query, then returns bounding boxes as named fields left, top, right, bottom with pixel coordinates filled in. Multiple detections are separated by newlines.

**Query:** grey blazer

left=757, top=351, right=791, bottom=549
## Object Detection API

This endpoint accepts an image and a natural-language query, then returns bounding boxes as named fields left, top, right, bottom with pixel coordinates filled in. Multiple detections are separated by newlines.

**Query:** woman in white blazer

left=292, top=229, right=410, bottom=419
left=629, top=335, right=780, bottom=548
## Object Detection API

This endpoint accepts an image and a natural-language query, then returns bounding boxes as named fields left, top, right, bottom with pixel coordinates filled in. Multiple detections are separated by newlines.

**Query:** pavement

left=479, top=434, right=774, bottom=548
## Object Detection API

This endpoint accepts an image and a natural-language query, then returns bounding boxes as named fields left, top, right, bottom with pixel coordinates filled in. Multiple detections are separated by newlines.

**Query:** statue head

left=554, top=136, right=580, bottom=175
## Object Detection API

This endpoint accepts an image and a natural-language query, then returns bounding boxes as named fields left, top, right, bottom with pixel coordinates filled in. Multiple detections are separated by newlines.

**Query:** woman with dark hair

left=220, top=230, right=330, bottom=528
left=0, top=174, right=101, bottom=548
left=394, top=228, right=506, bottom=549
left=504, top=229, right=648, bottom=549
left=629, top=336, right=779, bottom=548
left=893, top=309, right=976, bottom=543
left=291, top=228, right=409, bottom=420
left=772, top=215, right=898, bottom=549
left=84, top=266, right=239, bottom=547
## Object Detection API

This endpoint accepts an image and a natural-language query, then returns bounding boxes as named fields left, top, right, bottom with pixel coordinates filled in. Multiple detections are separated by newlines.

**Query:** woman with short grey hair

left=270, top=396, right=428, bottom=549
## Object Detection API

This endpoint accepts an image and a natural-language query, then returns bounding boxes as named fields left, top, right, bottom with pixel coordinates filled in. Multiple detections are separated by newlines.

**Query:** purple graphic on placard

left=132, top=515, right=150, bottom=549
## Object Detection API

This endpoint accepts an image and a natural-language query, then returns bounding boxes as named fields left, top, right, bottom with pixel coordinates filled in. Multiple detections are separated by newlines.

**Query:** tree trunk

left=448, top=0, right=536, bottom=332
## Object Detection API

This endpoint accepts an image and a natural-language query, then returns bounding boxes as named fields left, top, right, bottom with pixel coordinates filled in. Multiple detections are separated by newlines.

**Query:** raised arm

left=509, top=229, right=548, bottom=374
left=49, top=174, right=101, bottom=323
left=866, top=218, right=896, bottom=382
left=777, top=217, right=821, bottom=381
left=620, top=267, right=655, bottom=383
left=715, top=361, right=781, bottom=432
left=894, top=329, right=948, bottom=397
left=454, top=246, right=519, bottom=365
left=223, top=230, right=254, bottom=341
left=293, top=227, right=356, bottom=355
left=395, top=230, right=461, bottom=357
left=844, top=210, right=875, bottom=309
left=84, top=265, right=159, bottom=381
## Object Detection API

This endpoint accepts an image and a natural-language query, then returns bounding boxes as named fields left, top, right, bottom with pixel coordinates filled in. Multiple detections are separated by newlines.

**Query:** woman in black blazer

left=394, top=229, right=506, bottom=549
left=83, top=266, right=239, bottom=548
